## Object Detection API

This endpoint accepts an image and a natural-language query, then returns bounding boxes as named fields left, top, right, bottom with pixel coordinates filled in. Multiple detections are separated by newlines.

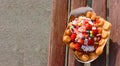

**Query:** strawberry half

left=92, top=30, right=98, bottom=36
left=74, top=43, right=80, bottom=50
left=85, top=23, right=92, bottom=30
left=70, top=33, right=76, bottom=41
left=77, top=39, right=84, bottom=45
left=88, top=38, right=94, bottom=46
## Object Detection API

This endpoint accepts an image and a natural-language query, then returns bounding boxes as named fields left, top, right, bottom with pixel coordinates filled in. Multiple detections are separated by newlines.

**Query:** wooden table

left=48, top=0, right=120, bottom=66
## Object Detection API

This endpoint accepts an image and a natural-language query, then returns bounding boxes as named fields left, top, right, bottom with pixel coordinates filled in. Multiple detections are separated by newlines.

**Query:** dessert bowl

left=63, top=7, right=111, bottom=63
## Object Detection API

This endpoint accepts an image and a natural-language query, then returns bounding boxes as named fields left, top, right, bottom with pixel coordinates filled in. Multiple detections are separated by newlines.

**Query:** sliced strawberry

left=92, top=29, right=98, bottom=36
left=85, top=23, right=92, bottom=30
left=70, top=33, right=76, bottom=41
left=83, top=20, right=88, bottom=24
left=84, top=34, right=89, bottom=38
left=74, top=43, right=80, bottom=50
left=77, top=39, right=84, bottom=45
left=88, top=38, right=94, bottom=46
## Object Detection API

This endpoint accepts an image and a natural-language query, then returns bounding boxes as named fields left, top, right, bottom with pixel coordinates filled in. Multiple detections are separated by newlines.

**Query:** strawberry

left=70, top=33, right=76, bottom=41
left=85, top=23, right=92, bottom=30
left=84, top=34, right=89, bottom=38
left=84, top=19, right=89, bottom=24
left=88, top=38, right=94, bottom=46
left=77, top=39, right=84, bottom=45
left=74, top=43, right=80, bottom=50
left=92, top=29, right=98, bottom=36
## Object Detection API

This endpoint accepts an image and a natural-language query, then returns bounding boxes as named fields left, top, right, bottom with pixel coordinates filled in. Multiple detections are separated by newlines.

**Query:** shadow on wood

left=109, top=39, right=120, bottom=66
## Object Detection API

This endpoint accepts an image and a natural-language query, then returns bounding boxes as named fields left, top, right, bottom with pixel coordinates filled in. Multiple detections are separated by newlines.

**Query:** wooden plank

left=48, top=0, right=68, bottom=66
left=92, top=0, right=107, bottom=19
left=108, top=0, right=120, bottom=66
left=91, top=0, right=107, bottom=66
left=71, top=0, right=86, bottom=10
left=68, top=0, right=86, bottom=66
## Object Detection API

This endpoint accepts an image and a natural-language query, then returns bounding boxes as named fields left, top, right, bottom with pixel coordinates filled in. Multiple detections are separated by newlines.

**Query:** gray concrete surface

left=0, top=0, right=51, bottom=66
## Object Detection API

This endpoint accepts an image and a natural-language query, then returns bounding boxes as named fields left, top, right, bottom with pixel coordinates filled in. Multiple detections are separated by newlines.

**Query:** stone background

left=0, top=0, right=51, bottom=66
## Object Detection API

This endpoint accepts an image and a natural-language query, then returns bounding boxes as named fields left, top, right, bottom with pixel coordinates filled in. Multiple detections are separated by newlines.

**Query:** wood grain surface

left=91, top=0, right=107, bottom=66
left=92, top=0, right=107, bottom=19
left=48, top=0, right=120, bottom=66
left=68, top=0, right=86, bottom=66
left=71, top=0, right=86, bottom=10
left=108, top=0, right=120, bottom=66
left=48, top=0, right=68, bottom=66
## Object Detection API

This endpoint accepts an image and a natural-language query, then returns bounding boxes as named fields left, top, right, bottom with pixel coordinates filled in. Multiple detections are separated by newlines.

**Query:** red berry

left=71, top=33, right=76, bottom=41
left=77, top=39, right=84, bottom=45
left=85, top=23, right=92, bottom=30
left=88, top=38, right=94, bottom=46
left=92, top=30, right=98, bottom=36
left=84, top=34, right=89, bottom=38
left=84, top=19, right=89, bottom=24
left=74, top=43, right=80, bottom=50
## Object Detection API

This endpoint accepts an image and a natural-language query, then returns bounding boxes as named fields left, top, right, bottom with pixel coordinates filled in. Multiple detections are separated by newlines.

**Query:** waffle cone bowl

left=63, top=7, right=112, bottom=63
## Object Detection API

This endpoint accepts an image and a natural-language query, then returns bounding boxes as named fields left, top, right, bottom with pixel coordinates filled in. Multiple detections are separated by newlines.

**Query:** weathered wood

left=91, top=0, right=107, bottom=66
left=48, top=0, right=68, bottom=66
left=68, top=49, right=84, bottom=66
left=92, top=0, right=107, bottom=19
left=108, top=0, right=120, bottom=66
left=71, top=0, right=86, bottom=10
left=68, top=0, right=86, bottom=66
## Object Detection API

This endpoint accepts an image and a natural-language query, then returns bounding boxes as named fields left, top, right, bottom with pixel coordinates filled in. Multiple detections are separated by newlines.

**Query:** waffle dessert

left=63, top=7, right=111, bottom=62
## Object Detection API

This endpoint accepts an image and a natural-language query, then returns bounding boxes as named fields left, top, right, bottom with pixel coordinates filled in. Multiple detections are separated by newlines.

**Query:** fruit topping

left=67, top=16, right=102, bottom=52
left=71, top=33, right=76, bottom=41
left=74, top=43, right=80, bottom=50
left=88, top=38, right=94, bottom=46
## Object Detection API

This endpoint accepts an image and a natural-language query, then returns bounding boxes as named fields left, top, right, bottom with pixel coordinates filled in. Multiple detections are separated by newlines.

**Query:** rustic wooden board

left=71, top=0, right=86, bottom=10
left=92, top=0, right=107, bottom=19
left=108, top=0, right=120, bottom=66
left=91, top=0, right=107, bottom=66
left=48, top=0, right=68, bottom=66
left=68, top=0, right=86, bottom=66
